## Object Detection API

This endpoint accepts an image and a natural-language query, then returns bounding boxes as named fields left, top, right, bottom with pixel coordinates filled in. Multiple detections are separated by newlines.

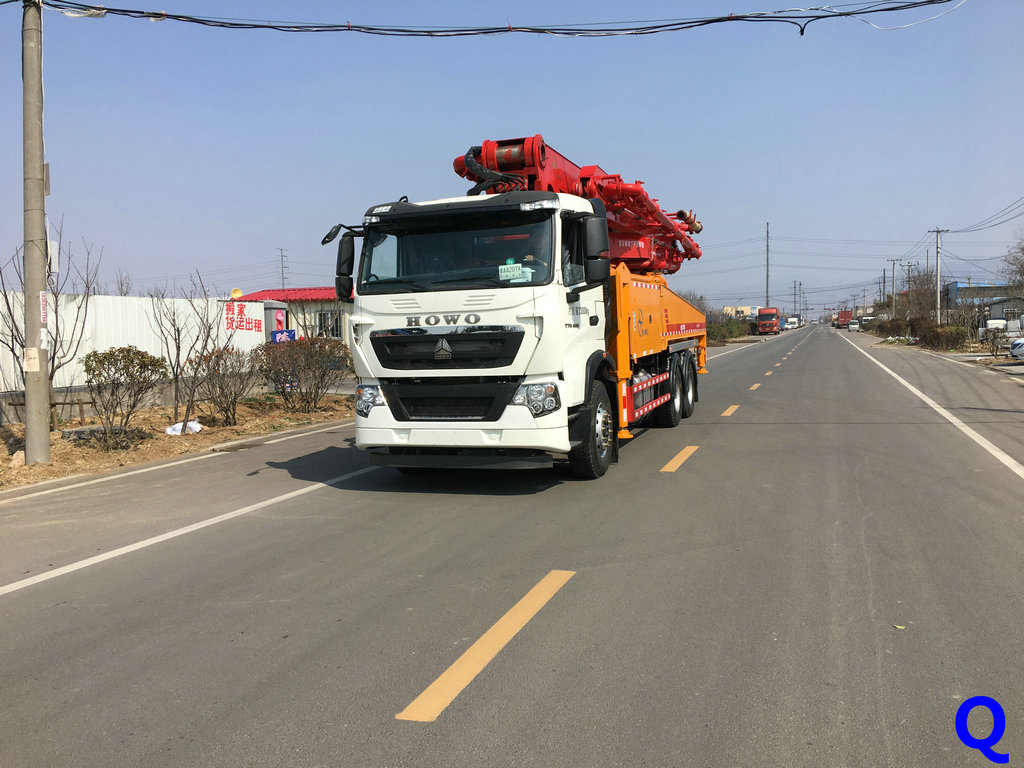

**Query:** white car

left=1009, top=337, right=1024, bottom=361
left=848, top=320, right=860, bottom=332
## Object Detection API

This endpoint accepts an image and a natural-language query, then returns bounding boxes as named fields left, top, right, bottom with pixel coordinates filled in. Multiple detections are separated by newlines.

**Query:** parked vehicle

left=1009, top=337, right=1024, bottom=361
left=837, top=310, right=852, bottom=330
left=758, top=307, right=780, bottom=335
left=325, top=134, right=707, bottom=478
left=848, top=320, right=860, bottom=332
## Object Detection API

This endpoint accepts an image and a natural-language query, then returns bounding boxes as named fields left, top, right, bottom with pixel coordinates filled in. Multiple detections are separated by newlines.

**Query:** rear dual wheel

left=654, top=357, right=695, bottom=427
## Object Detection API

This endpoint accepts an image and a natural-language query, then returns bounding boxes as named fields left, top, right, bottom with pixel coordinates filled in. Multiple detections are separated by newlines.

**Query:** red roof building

left=235, top=287, right=337, bottom=302
left=233, top=287, right=349, bottom=342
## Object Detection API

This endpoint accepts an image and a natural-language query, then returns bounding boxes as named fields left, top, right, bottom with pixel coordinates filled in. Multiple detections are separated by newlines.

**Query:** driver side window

left=561, top=220, right=585, bottom=286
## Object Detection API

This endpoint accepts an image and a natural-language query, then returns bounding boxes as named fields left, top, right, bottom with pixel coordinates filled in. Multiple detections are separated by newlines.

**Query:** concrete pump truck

left=322, top=135, right=707, bottom=479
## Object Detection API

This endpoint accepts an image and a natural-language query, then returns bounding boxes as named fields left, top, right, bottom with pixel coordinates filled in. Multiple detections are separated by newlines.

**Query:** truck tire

left=680, top=358, right=696, bottom=419
left=654, top=358, right=684, bottom=427
left=568, top=381, right=614, bottom=479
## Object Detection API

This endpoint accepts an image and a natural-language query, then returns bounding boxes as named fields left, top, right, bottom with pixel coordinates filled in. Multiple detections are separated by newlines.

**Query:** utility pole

left=765, top=222, right=770, bottom=307
left=931, top=228, right=948, bottom=323
left=792, top=280, right=797, bottom=319
left=278, top=248, right=288, bottom=289
left=23, top=0, right=49, bottom=465
left=904, top=261, right=919, bottom=319
left=887, top=259, right=901, bottom=318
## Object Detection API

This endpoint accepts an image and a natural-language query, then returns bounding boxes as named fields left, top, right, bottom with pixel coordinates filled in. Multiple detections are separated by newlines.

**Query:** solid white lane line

left=0, top=453, right=223, bottom=505
left=840, top=336, right=1024, bottom=481
left=0, top=465, right=380, bottom=597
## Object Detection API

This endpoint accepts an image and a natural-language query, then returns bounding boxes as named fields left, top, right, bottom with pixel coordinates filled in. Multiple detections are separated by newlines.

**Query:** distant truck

left=837, top=310, right=852, bottom=329
left=758, top=307, right=780, bottom=335
left=787, top=316, right=799, bottom=329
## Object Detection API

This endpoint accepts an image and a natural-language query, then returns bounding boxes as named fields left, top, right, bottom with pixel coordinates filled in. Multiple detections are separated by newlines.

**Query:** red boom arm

left=453, top=134, right=702, bottom=275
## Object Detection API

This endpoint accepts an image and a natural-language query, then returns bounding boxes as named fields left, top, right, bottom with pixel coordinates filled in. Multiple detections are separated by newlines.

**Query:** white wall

left=1, top=293, right=266, bottom=391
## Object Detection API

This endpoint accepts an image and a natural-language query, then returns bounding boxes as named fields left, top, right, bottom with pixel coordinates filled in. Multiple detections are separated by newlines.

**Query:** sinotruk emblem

left=434, top=338, right=453, bottom=360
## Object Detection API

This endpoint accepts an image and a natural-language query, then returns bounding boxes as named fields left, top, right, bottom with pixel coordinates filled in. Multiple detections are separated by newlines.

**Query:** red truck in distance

left=836, top=310, right=852, bottom=329
left=758, top=307, right=780, bottom=335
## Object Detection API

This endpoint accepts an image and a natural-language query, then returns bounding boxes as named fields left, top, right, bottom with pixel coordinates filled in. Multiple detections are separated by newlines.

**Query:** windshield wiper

left=361, top=278, right=428, bottom=292
left=431, top=275, right=506, bottom=287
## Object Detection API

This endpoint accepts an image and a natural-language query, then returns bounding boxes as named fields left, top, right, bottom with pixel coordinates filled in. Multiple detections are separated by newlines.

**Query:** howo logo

left=433, top=339, right=453, bottom=360
left=405, top=313, right=482, bottom=327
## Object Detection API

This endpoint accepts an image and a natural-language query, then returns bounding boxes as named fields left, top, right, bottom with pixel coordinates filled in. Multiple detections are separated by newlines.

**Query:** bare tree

left=1002, top=231, right=1024, bottom=290
left=148, top=284, right=192, bottom=422
left=0, top=224, right=99, bottom=427
left=677, top=290, right=708, bottom=314
left=113, top=267, right=133, bottom=297
left=148, top=273, right=224, bottom=432
left=906, top=268, right=936, bottom=319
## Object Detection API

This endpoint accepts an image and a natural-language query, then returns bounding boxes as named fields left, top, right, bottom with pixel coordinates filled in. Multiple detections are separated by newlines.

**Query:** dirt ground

left=0, top=394, right=355, bottom=492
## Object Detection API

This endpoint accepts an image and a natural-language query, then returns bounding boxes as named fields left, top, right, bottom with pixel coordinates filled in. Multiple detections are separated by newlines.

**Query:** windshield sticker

left=498, top=263, right=524, bottom=281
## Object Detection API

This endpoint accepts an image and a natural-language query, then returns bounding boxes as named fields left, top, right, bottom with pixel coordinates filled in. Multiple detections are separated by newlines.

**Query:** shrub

left=253, top=337, right=353, bottom=412
left=191, top=346, right=259, bottom=426
left=875, top=318, right=909, bottom=338
left=82, top=346, right=168, bottom=450
left=707, top=318, right=750, bottom=343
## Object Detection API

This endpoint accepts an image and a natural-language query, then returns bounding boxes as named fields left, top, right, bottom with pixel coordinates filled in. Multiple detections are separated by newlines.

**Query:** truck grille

left=380, top=378, right=522, bottom=422
left=370, top=326, right=525, bottom=370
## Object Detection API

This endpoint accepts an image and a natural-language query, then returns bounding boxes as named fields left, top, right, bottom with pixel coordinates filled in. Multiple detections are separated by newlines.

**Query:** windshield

left=358, top=210, right=554, bottom=294
left=757, top=314, right=775, bottom=322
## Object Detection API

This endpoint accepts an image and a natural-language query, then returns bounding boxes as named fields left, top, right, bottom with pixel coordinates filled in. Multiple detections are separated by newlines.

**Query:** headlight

left=511, top=381, right=561, bottom=418
left=355, top=384, right=387, bottom=417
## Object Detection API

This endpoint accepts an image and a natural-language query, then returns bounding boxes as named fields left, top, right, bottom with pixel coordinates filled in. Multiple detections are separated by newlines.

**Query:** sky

left=1, top=0, right=1022, bottom=316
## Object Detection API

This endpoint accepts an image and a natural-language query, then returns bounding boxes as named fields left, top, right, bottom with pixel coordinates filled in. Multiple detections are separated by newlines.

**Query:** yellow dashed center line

left=764, top=371, right=773, bottom=376
left=774, top=363, right=782, bottom=367
left=722, top=405, right=740, bottom=417
left=749, top=383, right=761, bottom=391
left=396, top=569, right=575, bottom=723
left=660, top=445, right=699, bottom=473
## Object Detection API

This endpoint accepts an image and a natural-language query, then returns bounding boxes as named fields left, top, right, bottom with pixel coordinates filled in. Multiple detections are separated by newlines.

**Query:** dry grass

left=0, top=394, right=355, bottom=492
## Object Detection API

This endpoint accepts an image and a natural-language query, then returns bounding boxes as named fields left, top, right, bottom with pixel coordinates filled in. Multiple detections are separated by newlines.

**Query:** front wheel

left=568, top=381, right=614, bottom=479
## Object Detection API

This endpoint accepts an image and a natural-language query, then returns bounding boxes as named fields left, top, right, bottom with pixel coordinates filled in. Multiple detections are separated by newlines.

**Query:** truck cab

left=335, top=190, right=613, bottom=470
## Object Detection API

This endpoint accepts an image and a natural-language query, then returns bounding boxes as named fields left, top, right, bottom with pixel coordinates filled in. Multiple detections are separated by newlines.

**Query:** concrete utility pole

left=887, top=259, right=901, bottom=317
left=905, top=262, right=919, bottom=319
left=765, top=222, right=770, bottom=307
left=22, top=0, right=50, bottom=465
left=931, top=228, right=948, bottom=323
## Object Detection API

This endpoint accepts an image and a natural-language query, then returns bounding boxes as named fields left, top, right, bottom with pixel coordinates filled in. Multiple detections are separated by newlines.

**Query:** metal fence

left=1, top=293, right=267, bottom=393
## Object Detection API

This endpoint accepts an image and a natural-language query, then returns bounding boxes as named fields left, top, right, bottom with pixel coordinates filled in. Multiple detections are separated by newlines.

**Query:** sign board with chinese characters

left=223, top=301, right=264, bottom=335
left=271, top=330, right=297, bottom=343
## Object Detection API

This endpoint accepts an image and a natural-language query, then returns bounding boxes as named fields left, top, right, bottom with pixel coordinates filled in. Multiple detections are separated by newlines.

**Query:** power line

left=948, top=195, right=1024, bottom=233
left=37, top=0, right=964, bottom=37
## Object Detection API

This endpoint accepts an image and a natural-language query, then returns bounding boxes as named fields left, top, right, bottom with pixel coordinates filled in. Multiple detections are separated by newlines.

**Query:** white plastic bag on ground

left=165, top=420, right=202, bottom=435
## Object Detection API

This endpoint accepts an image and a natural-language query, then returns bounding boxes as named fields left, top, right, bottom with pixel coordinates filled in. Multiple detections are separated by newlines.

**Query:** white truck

left=322, top=135, right=708, bottom=478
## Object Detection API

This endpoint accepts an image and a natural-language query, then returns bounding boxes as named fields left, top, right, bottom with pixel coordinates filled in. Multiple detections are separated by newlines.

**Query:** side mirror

left=581, top=213, right=610, bottom=284
left=336, top=232, right=357, bottom=303
left=335, top=276, right=354, bottom=303
left=583, top=214, right=609, bottom=260
left=585, top=257, right=610, bottom=284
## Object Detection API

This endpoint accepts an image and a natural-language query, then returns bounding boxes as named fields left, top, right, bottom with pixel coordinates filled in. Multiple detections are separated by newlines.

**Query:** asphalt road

left=2, top=326, right=1023, bottom=767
